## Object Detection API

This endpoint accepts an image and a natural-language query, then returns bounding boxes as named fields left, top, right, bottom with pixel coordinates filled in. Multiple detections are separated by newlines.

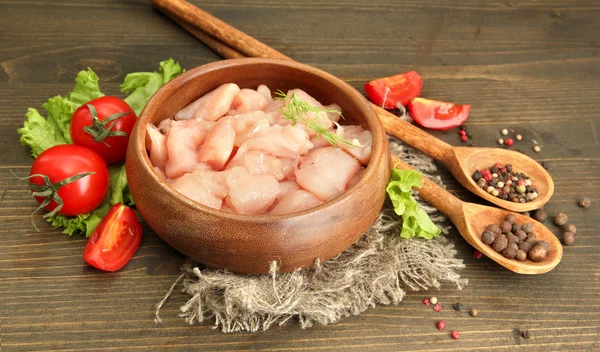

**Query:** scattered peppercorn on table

left=1, top=0, right=599, bottom=350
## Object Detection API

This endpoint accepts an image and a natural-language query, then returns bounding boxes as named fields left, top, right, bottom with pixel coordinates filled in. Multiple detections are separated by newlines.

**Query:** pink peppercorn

left=517, top=179, right=526, bottom=186
left=422, top=298, right=431, bottom=306
left=459, top=130, right=466, bottom=137
left=436, top=320, right=446, bottom=330
left=494, top=163, right=503, bottom=168
left=505, top=138, right=514, bottom=146
left=473, top=250, right=483, bottom=259
left=451, top=330, right=460, bottom=339
left=483, top=174, right=492, bottom=182
left=461, top=135, right=468, bottom=143
left=433, top=303, right=442, bottom=312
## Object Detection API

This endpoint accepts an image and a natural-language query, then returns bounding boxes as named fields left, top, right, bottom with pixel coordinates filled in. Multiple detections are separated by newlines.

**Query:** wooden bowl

left=126, top=58, right=391, bottom=274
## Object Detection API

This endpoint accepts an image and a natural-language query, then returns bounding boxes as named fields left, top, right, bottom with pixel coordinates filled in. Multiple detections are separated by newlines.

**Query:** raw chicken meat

left=174, top=83, right=240, bottom=121
left=224, top=167, right=280, bottom=215
left=295, top=147, right=361, bottom=201
left=147, top=84, right=372, bottom=216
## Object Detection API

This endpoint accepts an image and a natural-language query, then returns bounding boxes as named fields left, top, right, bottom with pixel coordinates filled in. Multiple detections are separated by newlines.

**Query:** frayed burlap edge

left=154, top=137, right=468, bottom=332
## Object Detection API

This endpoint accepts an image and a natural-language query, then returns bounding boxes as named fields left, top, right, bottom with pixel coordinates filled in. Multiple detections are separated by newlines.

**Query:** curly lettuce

left=386, top=169, right=441, bottom=240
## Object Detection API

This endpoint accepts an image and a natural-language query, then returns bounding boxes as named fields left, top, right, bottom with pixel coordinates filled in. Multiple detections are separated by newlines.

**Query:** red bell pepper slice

left=408, top=97, right=471, bottom=131
left=364, top=71, right=423, bottom=109
left=83, top=203, right=142, bottom=272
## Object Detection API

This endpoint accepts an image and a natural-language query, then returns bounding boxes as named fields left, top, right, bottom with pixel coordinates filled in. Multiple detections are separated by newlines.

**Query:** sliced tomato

left=364, top=71, right=423, bottom=109
left=83, top=203, right=142, bottom=272
left=408, top=97, right=471, bottom=130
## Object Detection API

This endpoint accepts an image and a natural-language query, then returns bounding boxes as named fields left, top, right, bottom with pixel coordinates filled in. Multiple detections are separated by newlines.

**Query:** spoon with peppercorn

left=393, top=156, right=562, bottom=274
left=376, top=105, right=554, bottom=213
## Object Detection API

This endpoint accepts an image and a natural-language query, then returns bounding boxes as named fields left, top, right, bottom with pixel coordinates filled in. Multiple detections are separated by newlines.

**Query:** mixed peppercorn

left=481, top=214, right=550, bottom=262
left=472, top=163, right=539, bottom=203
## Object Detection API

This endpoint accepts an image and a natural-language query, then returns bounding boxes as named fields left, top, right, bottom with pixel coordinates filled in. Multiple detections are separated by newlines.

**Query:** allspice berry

left=486, top=224, right=501, bottom=235
left=502, top=247, right=517, bottom=259
left=516, top=230, right=528, bottom=242
left=515, top=250, right=527, bottom=261
left=519, top=241, right=532, bottom=253
left=500, top=221, right=512, bottom=233
left=527, top=233, right=537, bottom=243
left=563, top=232, right=575, bottom=246
left=535, top=240, right=551, bottom=253
left=492, top=235, right=508, bottom=252
left=579, top=197, right=591, bottom=208
left=533, top=209, right=547, bottom=222
left=481, top=231, right=495, bottom=245
left=511, top=222, right=521, bottom=233
left=529, top=244, right=547, bottom=262
left=508, top=242, right=519, bottom=251
left=563, top=224, right=576, bottom=235
left=470, top=308, right=478, bottom=317
left=521, top=222, right=534, bottom=234
left=554, top=213, right=568, bottom=226
left=506, top=233, right=520, bottom=244
left=505, top=214, right=517, bottom=224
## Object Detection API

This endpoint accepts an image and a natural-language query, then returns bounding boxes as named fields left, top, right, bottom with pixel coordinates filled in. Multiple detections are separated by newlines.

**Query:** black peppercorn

left=579, top=197, right=591, bottom=208
left=563, top=224, right=576, bottom=235
left=502, top=247, right=517, bottom=259
left=505, top=164, right=513, bottom=172
left=563, top=232, right=575, bottom=246
left=515, top=250, right=527, bottom=261
left=511, top=223, right=521, bottom=233
left=481, top=231, right=495, bottom=245
left=529, top=244, right=547, bottom=262
left=505, top=214, right=517, bottom=224
left=472, top=171, right=483, bottom=182
left=521, top=222, right=534, bottom=234
left=554, top=213, right=568, bottom=226
left=533, top=209, right=547, bottom=222
left=485, top=224, right=501, bottom=235
left=492, top=235, right=508, bottom=252
left=453, top=303, right=464, bottom=311
left=500, top=221, right=512, bottom=233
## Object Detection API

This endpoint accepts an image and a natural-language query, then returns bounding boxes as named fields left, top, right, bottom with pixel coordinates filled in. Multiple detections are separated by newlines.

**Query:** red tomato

left=30, top=145, right=109, bottom=216
left=83, top=203, right=142, bottom=272
left=364, top=71, right=423, bottom=109
left=408, top=97, right=471, bottom=130
left=70, top=96, right=137, bottom=165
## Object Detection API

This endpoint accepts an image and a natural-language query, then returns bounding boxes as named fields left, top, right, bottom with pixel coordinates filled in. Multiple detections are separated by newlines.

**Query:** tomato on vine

left=70, top=96, right=137, bottom=165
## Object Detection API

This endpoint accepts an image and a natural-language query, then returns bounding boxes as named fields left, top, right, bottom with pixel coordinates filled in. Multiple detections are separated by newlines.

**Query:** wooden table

left=1, top=0, right=599, bottom=350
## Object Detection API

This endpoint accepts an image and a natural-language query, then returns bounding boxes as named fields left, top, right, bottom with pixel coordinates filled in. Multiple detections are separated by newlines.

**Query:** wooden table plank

left=1, top=0, right=599, bottom=350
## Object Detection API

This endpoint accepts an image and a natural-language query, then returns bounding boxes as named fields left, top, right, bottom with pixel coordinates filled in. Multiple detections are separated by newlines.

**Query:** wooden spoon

left=152, top=0, right=555, bottom=213
left=392, top=155, right=562, bottom=274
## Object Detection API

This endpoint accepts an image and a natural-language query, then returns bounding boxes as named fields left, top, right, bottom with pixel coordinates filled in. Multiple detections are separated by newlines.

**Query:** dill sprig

left=274, top=90, right=355, bottom=148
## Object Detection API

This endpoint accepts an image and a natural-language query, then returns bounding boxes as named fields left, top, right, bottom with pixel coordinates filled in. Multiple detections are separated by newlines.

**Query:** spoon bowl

left=393, top=156, right=562, bottom=274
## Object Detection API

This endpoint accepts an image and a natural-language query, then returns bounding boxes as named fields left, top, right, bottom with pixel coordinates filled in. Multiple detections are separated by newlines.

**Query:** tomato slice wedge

left=83, top=203, right=142, bottom=272
left=408, top=97, right=471, bottom=130
left=364, top=71, right=423, bottom=109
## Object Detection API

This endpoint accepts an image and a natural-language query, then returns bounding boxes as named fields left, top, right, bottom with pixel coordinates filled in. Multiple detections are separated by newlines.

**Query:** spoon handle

left=375, top=105, right=454, bottom=163
left=392, top=155, right=463, bottom=220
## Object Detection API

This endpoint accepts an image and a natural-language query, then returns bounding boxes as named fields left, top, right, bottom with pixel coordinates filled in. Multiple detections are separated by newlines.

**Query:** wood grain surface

left=1, top=0, right=599, bottom=350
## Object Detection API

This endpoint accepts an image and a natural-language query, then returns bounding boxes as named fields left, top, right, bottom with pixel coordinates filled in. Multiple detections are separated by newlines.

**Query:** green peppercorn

left=554, top=213, right=568, bottom=226
left=563, top=224, right=576, bottom=235
left=481, top=231, right=495, bottom=245
left=521, top=222, right=534, bottom=234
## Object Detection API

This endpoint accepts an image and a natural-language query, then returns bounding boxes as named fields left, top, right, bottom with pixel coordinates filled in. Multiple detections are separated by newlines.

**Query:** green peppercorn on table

left=1, top=0, right=599, bottom=350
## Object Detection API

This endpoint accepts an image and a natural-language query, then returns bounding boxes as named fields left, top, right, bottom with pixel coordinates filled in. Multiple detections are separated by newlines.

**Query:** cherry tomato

left=364, top=71, right=423, bottom=109
left=70, top=96, right=137, bottom=165
left=83, top=203, right=142, bottom=272
left=30, top=144, right=109, bottom=216
left=408, top=97, right=471, bottom=130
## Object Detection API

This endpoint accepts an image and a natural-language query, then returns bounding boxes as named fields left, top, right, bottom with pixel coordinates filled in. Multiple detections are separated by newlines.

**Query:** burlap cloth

left=154, top=137, right=468, bottom=333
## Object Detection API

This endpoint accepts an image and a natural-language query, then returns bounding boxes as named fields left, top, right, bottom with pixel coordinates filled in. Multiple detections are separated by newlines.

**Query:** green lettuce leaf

left=18, top=108, right=67, bottom=158
left=386, top=168, right=441, bottom=240
left=121, top=58, right=184, bottom=115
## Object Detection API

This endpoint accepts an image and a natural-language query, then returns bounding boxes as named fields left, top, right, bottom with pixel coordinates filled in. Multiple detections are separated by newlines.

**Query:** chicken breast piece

left=165, top=119, right=215, bottom=178
left=336, top=124, right=372, bottom=165
left=146, top=124, right=168, bottom=169
left=230, top=111, right=270, bottom=146
left=275, top=180, right=301, bottom=200
left=197, top=117, right=236, bottom=171
left=324, top=103, right=342, bottom=122
left=174, top=83, right=240, bottom=121
left=256, top=85, right=273, bottom=102
left=224, top=167, right=280, bottom=215
left=244, top=124, right=313, bottom=158
left=225, top=150, right=286, bottom=181
left=295, top=146, right=361, bottom=201
left=230, top=88, right=269, bottom=114
left=168, top=167, right=227, bottom=210
left=270, top=190, right=323, bottom=215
